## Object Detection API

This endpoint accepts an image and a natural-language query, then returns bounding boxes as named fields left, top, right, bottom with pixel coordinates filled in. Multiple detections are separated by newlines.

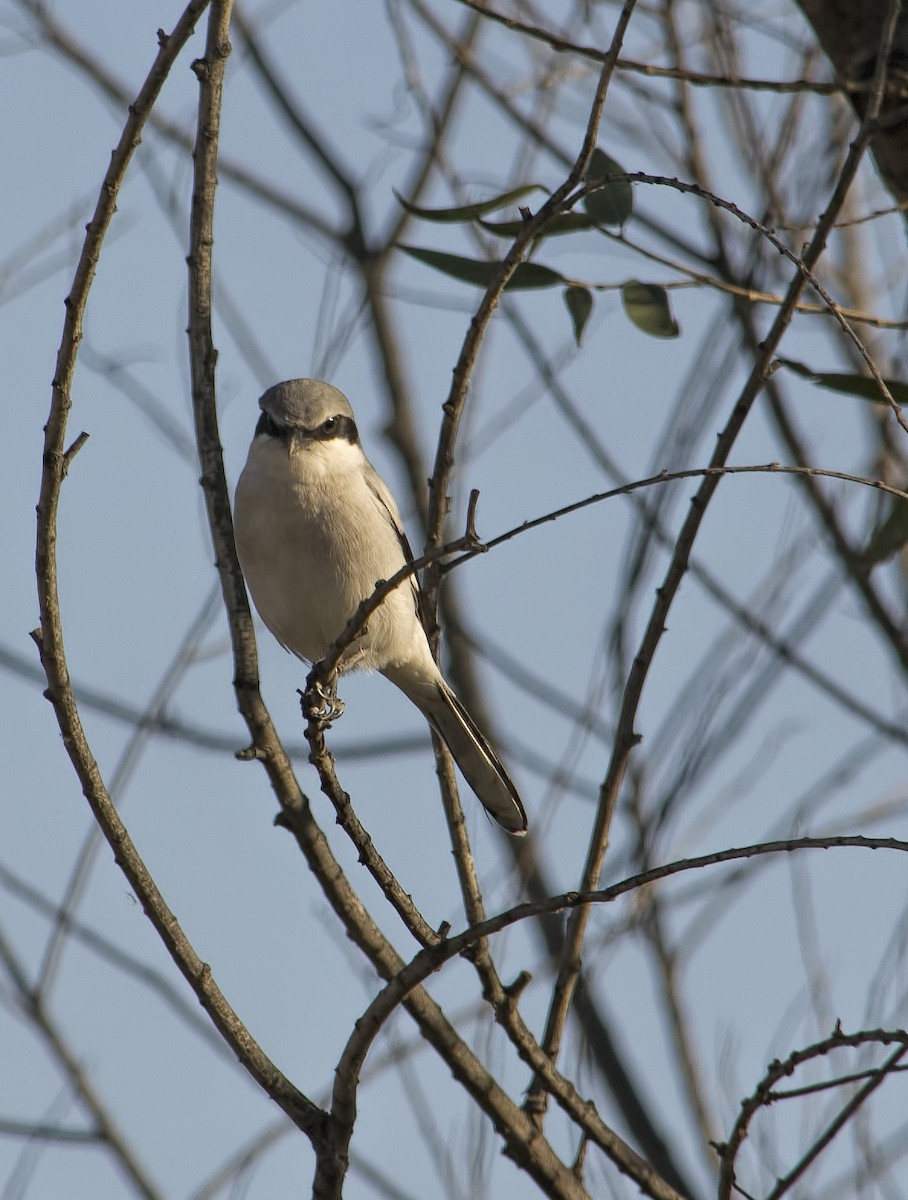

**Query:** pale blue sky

left=3, top=2, right=908, bottom=1198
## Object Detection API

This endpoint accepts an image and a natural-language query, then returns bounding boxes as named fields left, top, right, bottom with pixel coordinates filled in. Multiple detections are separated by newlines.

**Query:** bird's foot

left=301, top=676, right=345, bottom=727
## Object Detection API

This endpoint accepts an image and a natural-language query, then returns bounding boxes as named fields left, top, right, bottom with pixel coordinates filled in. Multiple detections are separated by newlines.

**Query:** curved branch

left=452, top=0, right=907, bottom=98
left=342, top=835, right=908, bottom=1048
left=570, top=171, right=908, bottom=430
left=447, top=462, right=908, bottom=566
left=178, top=9, right=594, bottom=1198
left=32, top=0, right=324, bottom=1143
left=525, top=9, right=902, bottom=1111
left=333, top=836, right=908, bottom=1198
left=423, top=0, right=639, bottom=556
left=717, top=1026, right=908, bottom=1198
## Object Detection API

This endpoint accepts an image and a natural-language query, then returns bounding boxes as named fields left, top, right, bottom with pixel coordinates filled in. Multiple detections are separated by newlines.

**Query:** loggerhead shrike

left=233, top=378, right=527, bottom=835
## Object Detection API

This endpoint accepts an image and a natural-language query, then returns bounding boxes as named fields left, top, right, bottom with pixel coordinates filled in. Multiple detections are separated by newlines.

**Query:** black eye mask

left=255, top=411, right=359, bottom=444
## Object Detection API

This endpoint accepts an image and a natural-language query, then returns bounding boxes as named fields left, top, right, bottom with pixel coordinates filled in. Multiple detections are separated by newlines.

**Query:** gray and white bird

left=233, top=378, right=527, bottom=835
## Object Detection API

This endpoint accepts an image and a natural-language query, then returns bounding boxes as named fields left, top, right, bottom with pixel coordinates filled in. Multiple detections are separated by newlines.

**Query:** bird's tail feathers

left=385, top=665, right=527, bottom=835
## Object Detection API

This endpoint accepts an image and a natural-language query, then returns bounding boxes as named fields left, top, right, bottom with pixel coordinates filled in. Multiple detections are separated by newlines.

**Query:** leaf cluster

left=397, top=148, right=681, bottom=344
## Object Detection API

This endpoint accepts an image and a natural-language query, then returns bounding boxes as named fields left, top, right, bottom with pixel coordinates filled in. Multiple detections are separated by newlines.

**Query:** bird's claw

left=302, top=677, right=345, bottom=726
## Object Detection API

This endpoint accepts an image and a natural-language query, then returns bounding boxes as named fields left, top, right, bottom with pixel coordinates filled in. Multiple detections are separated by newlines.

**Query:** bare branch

left=525, top=15, right=902, bottom=1106
left=452, top=0, right=908, bottom=98
left=423, top=0, right=639, bottom=558
left=334, top=837, right=908, bottom=1197
left=717, top=1026, right=908, bottom=1198
left=32, top=0, right=325, bottom=1144
left=0, top=922, right=163, bottom=1198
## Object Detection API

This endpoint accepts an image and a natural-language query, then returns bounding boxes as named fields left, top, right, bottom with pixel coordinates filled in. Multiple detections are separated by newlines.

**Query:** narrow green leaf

left=864, top=490, right=908, bottom=564
left=621, top=281, right=680, bottom=338
left=399, top=244, right=565, bottom=290
left=777, top=360, right=908, bottom=562
left=393, top=184, right=547, bottom=223
left=583, top=148, right=633, bottom=228
left=479, top=212, right=599, bottom=238
left=776, top=358, right=908, bottom=407
left=564, top=286, right=593, bottom=346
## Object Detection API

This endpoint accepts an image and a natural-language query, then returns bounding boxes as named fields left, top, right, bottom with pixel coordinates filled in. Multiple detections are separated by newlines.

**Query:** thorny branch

left=423, top=0, right=640, bottom=558
left=524, top=0, right=904, bottom=1119
left=20, top=1, right=908, bottom=1197
left=33, top=0, right=326, bottom=1157
left=717, top=1026, right=908, bottom=1198
left=180, top=10, right=607, bottom=1200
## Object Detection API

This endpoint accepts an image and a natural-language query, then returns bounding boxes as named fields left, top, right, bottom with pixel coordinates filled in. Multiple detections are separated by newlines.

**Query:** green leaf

left=564, top=286, right=593, bottom=346
left=778, top=358, right=908, bottom=563
left=479, top=212, right=600, bottom=238
left=864, top=488, right=908, bottom=564
left=583, top=148, right=633, bottom=228
left=621, top=281, right=680, bottom=338
left=776, top=358, right=908, bottom=407
left=393, top=184, right=547, bottom=223
left=399, top=244, right=565, bottom=290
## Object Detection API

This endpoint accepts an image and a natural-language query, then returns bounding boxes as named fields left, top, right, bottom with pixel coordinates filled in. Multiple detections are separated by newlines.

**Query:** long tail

left=385, top=666, right=527, bottom=835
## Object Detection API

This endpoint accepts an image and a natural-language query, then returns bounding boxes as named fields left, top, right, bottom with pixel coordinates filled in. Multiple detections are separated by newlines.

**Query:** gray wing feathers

left=363, top=465, right=526, bottom=833
left=363, top=468, right=426, bottom=621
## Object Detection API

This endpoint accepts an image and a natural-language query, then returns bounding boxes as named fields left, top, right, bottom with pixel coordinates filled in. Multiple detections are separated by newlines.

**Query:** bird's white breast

left=234, top=434, right=430, bottom=673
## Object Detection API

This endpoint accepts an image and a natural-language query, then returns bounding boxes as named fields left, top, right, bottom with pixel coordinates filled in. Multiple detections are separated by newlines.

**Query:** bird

left=233, top=378, right=527, bottom=835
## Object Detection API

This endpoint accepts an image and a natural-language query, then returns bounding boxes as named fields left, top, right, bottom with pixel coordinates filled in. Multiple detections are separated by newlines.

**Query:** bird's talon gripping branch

left=301, top=676, right=345, bottom=726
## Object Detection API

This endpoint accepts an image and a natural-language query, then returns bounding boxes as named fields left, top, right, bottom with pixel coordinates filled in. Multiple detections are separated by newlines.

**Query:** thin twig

left=629, top=780, right=720, bottom=1164
left=592, top=227, right=908, bottom=328
left=333, top=837, right=908, bottom=1197
left=450, top=0, right=907, bottom=98
left=444, top=461, right=908, bottom=567
left=341, top=836, right=908, bottom=1013
left=524, top=11, right=900, bottom=1113
left=35, top=586, right=221, bottom=1000
left=0, top=922, right=163, bottom=1198
left=423, top=0, right=639, bottom=557
left=717, top=1026, right=908, bottom=1199
left=299, top=725, right=442, bottom=948
left=0, top=1119, right=102, bottom=1145
left=32, top=0, right=325, bottom=1141
left=572, top=171, right=908, bottom=431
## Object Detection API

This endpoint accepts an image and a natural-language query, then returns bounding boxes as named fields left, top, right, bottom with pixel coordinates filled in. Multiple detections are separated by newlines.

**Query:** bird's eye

left=322, top=416, right=338, bottom=432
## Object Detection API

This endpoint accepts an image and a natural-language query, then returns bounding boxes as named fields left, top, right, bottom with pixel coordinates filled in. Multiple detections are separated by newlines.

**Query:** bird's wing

left=363, top=467, right=430, bottom=630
